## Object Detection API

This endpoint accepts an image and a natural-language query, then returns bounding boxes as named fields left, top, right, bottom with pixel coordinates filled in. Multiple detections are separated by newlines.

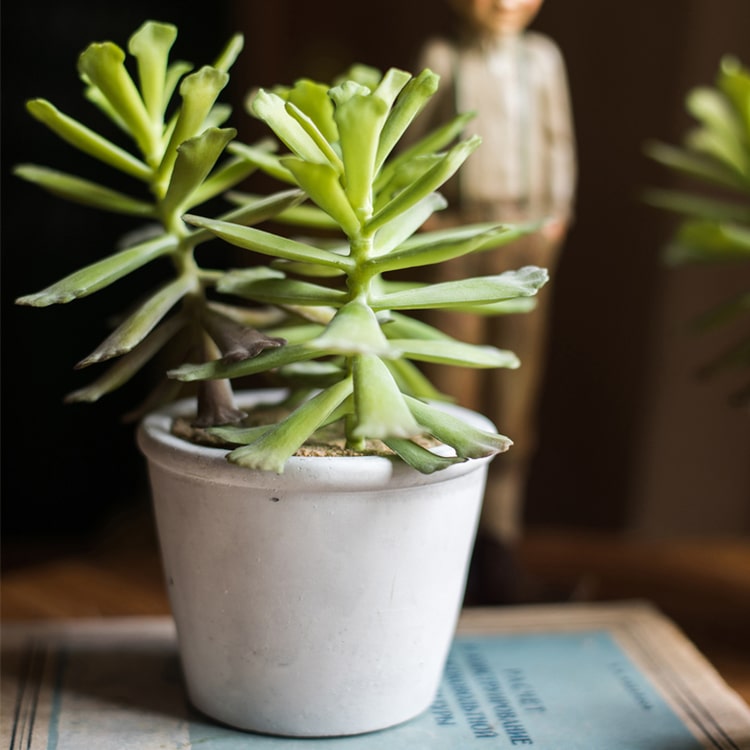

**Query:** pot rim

left=137, top=388, right=496, bottom=490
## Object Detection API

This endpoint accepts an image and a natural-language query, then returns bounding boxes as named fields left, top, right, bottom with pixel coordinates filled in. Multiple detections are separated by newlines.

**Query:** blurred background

left=2, top=0, right=749, bottom=565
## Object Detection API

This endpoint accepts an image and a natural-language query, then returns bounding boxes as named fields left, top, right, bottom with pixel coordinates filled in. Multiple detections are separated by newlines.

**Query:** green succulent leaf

left=372, top=266, right=549, bottom=311
left=158, top=66, right=229, bottom=184
left=187, top=158, right=260, bottom=207
left=405, top=396, right=512, bottom=459
left=375, top=110, right=475, bottom=193
left=221, top=277, right=348, bottom=307
left=169, top=342, right=325, bottom=382
left=190, top=188, right=307, bottom=245
left=227, top=141, right=297, bottom=185
left=184, top=213, right=353, bottom=270
left=389, top=339, right=520, bottom=369
left=162, top=127, right=236, bottom=215
left=385, top=357, right=445, bottom=401
left=283, top=79, right=338, bottom=142
left=281, top=156, right=361, bottom=236
left=76, top=275, right=195, bottom=367
left=284, top=101, right=344, bottom=173
left=163, top=60, right=195, bottom=107
left=333, top=83, right=390, bottom=217
left=383, top=438, right=465, bottom=473
left=128, top=21, right=178, bottom=123
left=65, top=314, right=187, bottom=403
left=16, top=232, right=177, bottom=306
left=252, top=89, right=329, bottom=164
left=77, top=41, right=155, bottom=159
left=207, top=423, right=273, bottom=445
left=25, top=100, right=152, bottom=181
left=227, top=378, right=354, bottom=472
left=352, top=354, right=422, bottom=439
left=375, top=68, right=439, bottom=171
left=367, top=135, right=482, bottom=233
left=368, top=223, right=533, bottom=274
left=305, top=299, right=396, bottom=356
left=371, top=192, right=447, bottom=257
left=13, top=164, right=155, bottom=217
left=212, top=33, right=244, bottom=73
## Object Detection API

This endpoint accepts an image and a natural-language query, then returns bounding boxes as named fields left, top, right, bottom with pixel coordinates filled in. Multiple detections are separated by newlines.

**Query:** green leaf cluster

left=14, top=21, right=300, bottom=420
left=174, top=66, right=549, bottom=472
left=645, top=56, right=750, bottom=406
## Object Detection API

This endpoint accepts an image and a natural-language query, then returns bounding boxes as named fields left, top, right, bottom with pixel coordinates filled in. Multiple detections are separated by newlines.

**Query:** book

left=2, top=601, right=749, bottom=749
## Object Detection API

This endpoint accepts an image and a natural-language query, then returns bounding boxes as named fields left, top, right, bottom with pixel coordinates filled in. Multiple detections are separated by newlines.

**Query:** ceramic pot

left=137, top=390, right=493, bottom=737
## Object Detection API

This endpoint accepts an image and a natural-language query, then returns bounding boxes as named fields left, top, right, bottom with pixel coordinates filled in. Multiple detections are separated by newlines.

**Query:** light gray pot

left=137, top=390, right=493, bottom=737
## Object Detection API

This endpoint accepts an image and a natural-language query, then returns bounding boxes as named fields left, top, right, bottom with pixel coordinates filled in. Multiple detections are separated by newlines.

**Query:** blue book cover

left=3, top=603, right=749, bottom=749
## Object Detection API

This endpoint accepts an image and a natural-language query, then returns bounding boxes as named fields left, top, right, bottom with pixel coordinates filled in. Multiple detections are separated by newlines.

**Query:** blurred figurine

left=413, top=0, right=576, bottom=601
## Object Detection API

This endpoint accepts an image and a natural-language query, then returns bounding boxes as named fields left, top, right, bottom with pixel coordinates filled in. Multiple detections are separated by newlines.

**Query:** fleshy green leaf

left=283, top=79, right=338, bottom=142
left=285, top=101, right=344, bottom=173
left=128, top=21, right=178, bottom=123
left=162, top=127, right=236, bottom=215
left=208, top=423, right=273, bottom=445
left=187, top=158, right=259, bottom=207
left=375, top=111, right=475, bottom=193
left=375, top=68, right=439, bottom=171
left=65, top=314, right=187, bottom=403
left=252, top=89, right=328, bottom=164
left=352, top=354, right=421, bottom=439
left=385, top=357, right=445, bottom=401
left=368, top=223, right=534, bottom=274
left=389, top=339, right=520, bottom=368
left=333, top=83, right=390, bottom=217
left=13, top=164, right=155, bottom=217
left=77, top=41, right=155, bottom=159
left=281, top=156, right=361, bottom=236
left=383, top=438, right=465, bottom=473
left=227, top=378, right=354, bottom=472
left=169, top=342, right=325, bottom=382
left=213, top=33, right=244, bottom=73
left=305, top=299, right=396, bottom=355
left=183, top=213, right=352, bottom=269
left=15, top=232, right=176, bottom=306
left=367, top=136, right=482, bottom=233
left=372, top=266, right=549, bottom=311
left=158, top=66, right=229, bottom=185
left=25, top=99, right=152, bottom=181
left=371, top=192, right=447, bottom=257
left=406, top=396, right=512, bottom=459
left=77, top=275, right=194, bottom=366
left=227, top=141, right=297, bottom=184
left=219, top=277, right=348, bottom=307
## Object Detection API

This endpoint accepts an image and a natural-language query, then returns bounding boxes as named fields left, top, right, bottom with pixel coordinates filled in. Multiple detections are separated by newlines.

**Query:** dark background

left=3, top=1, right=749, bottom=555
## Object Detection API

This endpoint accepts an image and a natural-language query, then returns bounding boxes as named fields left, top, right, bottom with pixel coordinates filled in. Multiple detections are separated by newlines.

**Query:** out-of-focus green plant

left=14, top=20, right=304, bottom=424
left=170, top=66, right=549, bottom=473
left=644, top=56, right=750, bottom=407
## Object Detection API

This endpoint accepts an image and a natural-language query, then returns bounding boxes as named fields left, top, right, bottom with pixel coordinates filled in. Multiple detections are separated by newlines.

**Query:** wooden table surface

left=2, top=525, right=749, bottom=705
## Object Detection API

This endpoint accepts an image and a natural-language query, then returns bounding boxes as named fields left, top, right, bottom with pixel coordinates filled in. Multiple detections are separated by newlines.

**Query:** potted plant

left=15, top=21, right=548, bottom=737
